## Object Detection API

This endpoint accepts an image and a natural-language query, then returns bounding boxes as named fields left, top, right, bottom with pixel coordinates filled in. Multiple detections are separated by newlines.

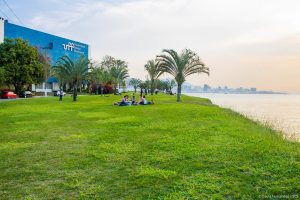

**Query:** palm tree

left=129, top=78, right=141, bottom=93
left=116, top=60, right=129, bottom=90
left=157, top=49, right=209, bottom=102
left=110, top=60, right=129, bottom=94
left=144, top=60, right=163, bottom=95
left=53, top=55, right=89, bottom=101
left=144, top=79, right=150, bottom=94
left=52, top=62, right=67, bottom=96
left=99, top=69, right=111, bottom=95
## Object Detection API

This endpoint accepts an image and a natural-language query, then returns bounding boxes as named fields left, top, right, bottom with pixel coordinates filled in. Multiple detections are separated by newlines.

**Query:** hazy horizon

left=1, top=0, right=300, bottom=93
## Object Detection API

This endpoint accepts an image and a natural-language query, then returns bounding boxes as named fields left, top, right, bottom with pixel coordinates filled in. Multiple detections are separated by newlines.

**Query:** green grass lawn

left=0, top=94, right=299, bottom=199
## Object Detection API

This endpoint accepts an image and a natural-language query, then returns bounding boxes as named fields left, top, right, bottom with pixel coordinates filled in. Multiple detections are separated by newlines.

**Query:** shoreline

left=184, top=93, right=300, bottom=142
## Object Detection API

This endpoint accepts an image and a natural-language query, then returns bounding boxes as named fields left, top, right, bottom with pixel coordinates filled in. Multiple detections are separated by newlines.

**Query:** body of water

left=185, top=93, right=300, bottom=141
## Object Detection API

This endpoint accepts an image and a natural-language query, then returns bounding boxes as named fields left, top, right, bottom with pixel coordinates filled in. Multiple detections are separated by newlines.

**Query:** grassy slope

left=0, top=94, right=299, bottom=199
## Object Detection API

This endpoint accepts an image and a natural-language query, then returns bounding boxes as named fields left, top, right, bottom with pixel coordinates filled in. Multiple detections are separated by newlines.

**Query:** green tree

left=156, top=79, right=166, bottom=91
left=116, top=60, right=129, bottom=90
left=166, top=79, right=176, bottom=92
left=39, top=51, right=51, bottom=95
left=53, top=55, right=89, bottom=101
left=144, top=60, right=163, bottom=95
left=89, top=66, right=111, bottom=95
left=157, top=49, right=209, bottom=102
left=129, top=78, right=141, bottom=93
left=0, top=67, right=5, bottom=88
left=0, top=38, right=44, bottom=94
left=85, top=59, right=97, bottom=94
left=52, top=60, right=68, bottom=95
left=139, top=79, right=150, bottom=95
left=101, top=55, right=116, bottom=70
left=110, top=60, right=129, bottom=94
left=156, top=79, right=176, bottom=92
left=39, top=51, right=51, bottom=82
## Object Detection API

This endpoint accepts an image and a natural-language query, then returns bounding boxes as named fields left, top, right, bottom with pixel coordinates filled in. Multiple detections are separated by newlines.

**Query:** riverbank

left=0, top=94, right=299, bottom=199
left=185, top=93, right=300, bottom=141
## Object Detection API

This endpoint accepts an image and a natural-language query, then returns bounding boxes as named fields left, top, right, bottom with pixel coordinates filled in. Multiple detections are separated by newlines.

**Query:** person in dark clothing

left=119, top=95, right=130, bottom=106
left=140, top=88, right=143, bottom=96
left=58, top=90, right=63, bottom=101
left=131, top=94, right=136, bottom=104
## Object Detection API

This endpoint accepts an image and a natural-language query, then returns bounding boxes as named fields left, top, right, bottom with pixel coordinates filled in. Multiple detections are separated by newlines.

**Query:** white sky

left=4, top=0, right=300, bottom=93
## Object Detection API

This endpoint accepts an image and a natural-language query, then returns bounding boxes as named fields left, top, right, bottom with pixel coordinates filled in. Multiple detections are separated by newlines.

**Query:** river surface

left=185, top=93, right=300, bottom=141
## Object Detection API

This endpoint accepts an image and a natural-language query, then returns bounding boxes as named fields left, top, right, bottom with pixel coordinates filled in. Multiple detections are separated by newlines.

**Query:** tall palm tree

left=53, top=55, right=89, bottom=101
left=116, top=60, right=129, bottom=90
left=52, top=62, right=67, bottom=96
left=157, top=49, right=209, bottom=102
left=144, top=60, right=163, bottom=95
left=110, top=60, right=129, bottom=94
left=129, top=78, right=141, bottom=93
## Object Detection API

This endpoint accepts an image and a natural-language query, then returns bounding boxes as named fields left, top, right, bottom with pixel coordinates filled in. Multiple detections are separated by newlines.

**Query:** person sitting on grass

left=114, top=95, right=130, bottom=106
left=143, top=95, right=148, bottom=104
left=120, top=95, right=130, bottom=106
left=138, top=95, right=153, bottom=105
left=138, top=95, right=145, bottom=105
left=131, top=94, right=136, bottom=104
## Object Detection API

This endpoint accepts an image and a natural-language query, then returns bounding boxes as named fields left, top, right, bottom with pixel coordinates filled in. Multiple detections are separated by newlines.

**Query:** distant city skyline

left=1, top=0, right=300, bottom=93
left=181, top=82, right=284, bottom=94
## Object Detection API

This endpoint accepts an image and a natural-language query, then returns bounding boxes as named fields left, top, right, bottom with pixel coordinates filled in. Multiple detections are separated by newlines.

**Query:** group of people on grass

left=114, top=94, right=153, bottom=106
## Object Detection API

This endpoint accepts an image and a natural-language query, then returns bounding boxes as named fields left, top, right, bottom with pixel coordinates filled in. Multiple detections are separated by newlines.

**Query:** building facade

left=0, top=18, right=90, bottom=93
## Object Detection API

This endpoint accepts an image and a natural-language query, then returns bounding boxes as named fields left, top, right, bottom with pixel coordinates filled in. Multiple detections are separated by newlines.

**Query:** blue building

left=0, top=18, right=90, bottom=93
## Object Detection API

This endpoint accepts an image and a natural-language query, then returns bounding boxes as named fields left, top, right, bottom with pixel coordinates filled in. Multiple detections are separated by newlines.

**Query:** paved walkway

left=0, top=98, right=18, bottom=103
left=0, top=96, right=51, bottom=103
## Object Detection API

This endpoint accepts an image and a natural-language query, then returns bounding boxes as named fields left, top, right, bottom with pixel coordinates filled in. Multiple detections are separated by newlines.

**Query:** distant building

left=203, top=84, right=211, bottom=92
left=0, top=18, right=90, bottom=93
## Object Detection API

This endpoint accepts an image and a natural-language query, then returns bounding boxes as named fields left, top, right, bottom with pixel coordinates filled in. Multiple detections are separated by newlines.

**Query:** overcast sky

left=2, top=0, right=300, bottom=93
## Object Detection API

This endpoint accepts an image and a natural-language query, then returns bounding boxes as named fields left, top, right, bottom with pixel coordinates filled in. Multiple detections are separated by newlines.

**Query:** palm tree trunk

left=114, top=84, right=117, bottom=95
left=151, top=79, right=154, bottom=95
left=177, top=84, right=182, bottom=102
left=73, top=83, right=77, bottom=101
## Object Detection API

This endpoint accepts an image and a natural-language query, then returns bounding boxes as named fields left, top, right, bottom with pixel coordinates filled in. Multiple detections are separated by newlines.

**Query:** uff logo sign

left=62, top=42, right=75, bottom=51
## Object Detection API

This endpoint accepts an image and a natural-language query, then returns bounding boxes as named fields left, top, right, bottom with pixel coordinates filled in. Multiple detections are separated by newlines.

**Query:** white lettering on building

left=62, top=42, right=75, bottom=51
